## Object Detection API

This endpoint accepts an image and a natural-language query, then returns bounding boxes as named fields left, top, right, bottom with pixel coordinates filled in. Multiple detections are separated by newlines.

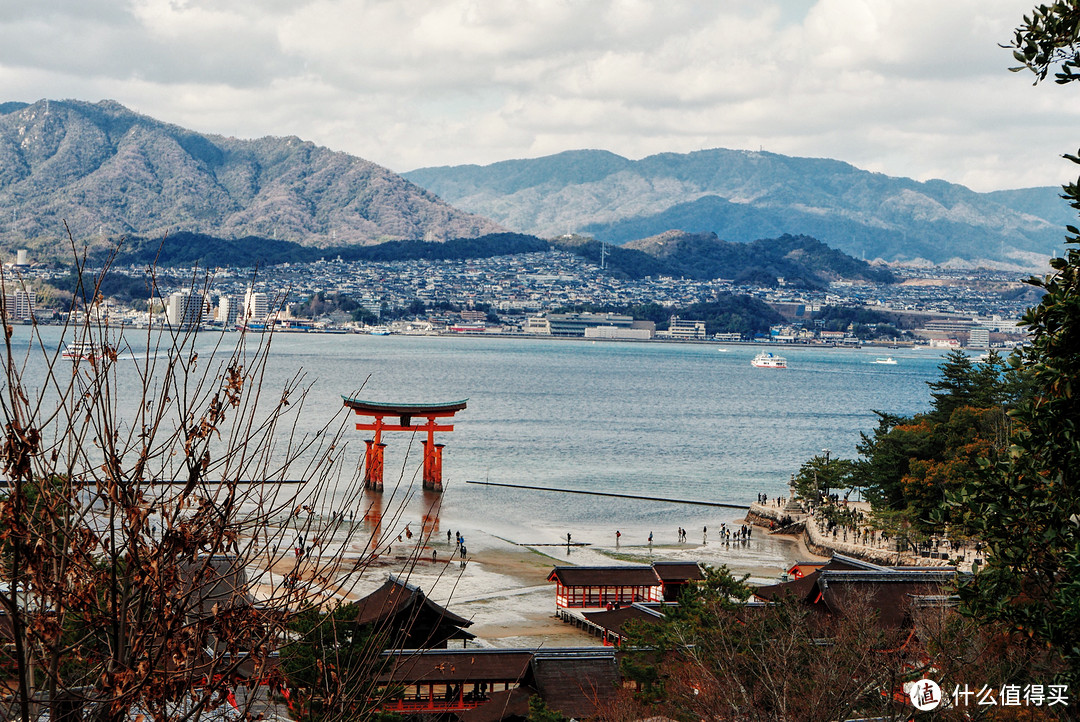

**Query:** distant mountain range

left=1, top=99, right=1071, bottom=271
left=0, top=99, right=502, bottom=250
left=405, top=149, right=1072, bottom=267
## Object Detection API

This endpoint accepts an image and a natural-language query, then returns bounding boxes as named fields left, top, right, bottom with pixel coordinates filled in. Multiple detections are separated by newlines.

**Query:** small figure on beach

left=615, top=530, right=621, bottom=546
left=567, top=532, right=572, bottom=545
left=432, top=549, right=437, bottom=563
left=648, top=531, right=653, bottom=545
left=448, top=530, right=452, bottom=544
left=460, top=544, right=467, bottom=559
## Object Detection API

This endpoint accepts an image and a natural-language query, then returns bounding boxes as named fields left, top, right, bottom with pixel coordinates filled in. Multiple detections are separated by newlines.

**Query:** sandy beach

left=265, top=512, right=827, bottom=648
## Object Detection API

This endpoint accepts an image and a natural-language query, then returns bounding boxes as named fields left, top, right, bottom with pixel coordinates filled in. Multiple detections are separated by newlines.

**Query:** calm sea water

left=10, top=328, right=949, bottom=547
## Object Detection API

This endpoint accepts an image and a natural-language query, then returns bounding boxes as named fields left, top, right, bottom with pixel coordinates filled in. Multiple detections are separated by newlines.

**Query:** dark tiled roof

left=342, top=398, right=468, bottom=414
left=582, top=605, right=665, bottom=635
left=818, top=570, right=957, bottom=628
left=548, top=566, right=661, bottom=587
left=753, top=570, right=823, bottom=603
left=530, top=651, right=620, bottom=719
left=792, top=559, right=827, bottom=567
left=458, top=686, right=534, bottom=722
left=825, top=554, right=889, bottom=571
left=355, top=575, right=472, bottom=630
left=377, top=649, right=535, bottom=684
left=651, top=561, right=705, bottom=582
left=818, top=570, right=956, bottom=585
left=786, top=561, right=827, bottom=576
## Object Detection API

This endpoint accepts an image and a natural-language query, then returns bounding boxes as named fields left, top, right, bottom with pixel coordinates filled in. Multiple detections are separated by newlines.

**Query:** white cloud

left=0, top=0, right=1075, bottom=191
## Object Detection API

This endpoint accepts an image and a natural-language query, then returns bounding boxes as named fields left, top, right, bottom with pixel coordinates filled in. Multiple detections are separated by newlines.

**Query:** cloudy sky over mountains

left=2, top=0, right=1078, bottom=192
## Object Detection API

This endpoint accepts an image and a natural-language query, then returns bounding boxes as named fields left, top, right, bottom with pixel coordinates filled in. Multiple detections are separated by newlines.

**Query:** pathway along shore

left=745, top=500, right=979, bottom=572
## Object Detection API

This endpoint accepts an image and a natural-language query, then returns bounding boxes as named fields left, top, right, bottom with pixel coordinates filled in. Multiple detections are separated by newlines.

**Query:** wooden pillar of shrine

left=363, top=439, right=388, bottom=491
left=433, top=443, right=445, bottom=491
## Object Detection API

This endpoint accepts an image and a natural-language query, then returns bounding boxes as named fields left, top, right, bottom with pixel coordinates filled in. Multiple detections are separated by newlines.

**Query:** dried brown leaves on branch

left=0, top=247, right=431, bottom=722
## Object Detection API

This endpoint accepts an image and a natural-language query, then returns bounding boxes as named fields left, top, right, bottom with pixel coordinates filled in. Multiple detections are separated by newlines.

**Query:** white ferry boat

left=62, top=342, right=98, bottom=362
left=751, top=351, right=787, bottom=369
left=872, top=357, right=898, bottom=365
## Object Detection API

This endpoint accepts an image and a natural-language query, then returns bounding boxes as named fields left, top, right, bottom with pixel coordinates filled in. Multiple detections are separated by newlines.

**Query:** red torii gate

left=343, top=397, right=467, bottom=491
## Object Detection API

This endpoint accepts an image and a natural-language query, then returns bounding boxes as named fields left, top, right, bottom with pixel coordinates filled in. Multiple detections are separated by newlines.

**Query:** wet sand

left=250, top=515, right=825, bottom=648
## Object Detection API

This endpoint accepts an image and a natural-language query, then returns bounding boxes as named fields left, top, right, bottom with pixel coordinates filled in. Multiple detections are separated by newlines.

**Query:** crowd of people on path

left=609, top=523, right=756, bottom=547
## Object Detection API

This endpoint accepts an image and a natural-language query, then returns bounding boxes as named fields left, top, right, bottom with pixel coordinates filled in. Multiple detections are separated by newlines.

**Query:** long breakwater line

left=465, top=480, right=749, bottom=510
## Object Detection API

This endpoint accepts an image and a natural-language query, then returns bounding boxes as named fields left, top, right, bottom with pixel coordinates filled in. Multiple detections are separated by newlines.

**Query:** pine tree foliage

left=954, top=0, right=1080, bottom=686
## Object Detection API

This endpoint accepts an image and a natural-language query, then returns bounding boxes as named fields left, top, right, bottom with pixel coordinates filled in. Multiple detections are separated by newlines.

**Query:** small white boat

left=872, top=357, right=898, bottom=365
left=367, top=325, right=392, bottom=336
left=751, top=351, right=787, bottom=369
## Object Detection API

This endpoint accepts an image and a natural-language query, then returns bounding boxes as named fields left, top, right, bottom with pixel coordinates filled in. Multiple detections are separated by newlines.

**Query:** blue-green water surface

left=9, top=328, right=949, bottom=546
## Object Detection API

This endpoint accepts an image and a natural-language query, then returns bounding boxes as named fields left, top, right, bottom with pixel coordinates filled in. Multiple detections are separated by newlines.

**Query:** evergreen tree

left=927, top=349, right=979, bottom=421
left=955, top=0, right=1080, bottom=686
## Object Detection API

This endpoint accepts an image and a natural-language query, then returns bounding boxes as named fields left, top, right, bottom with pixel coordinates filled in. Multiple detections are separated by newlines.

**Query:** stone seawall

left=746, top=501, right=911, bottom=567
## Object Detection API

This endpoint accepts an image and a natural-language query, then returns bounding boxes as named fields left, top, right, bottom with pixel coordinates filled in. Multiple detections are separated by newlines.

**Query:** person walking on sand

left=648, top=531, right=653, bottom=545
left=616, top=530, right=621, bottom=546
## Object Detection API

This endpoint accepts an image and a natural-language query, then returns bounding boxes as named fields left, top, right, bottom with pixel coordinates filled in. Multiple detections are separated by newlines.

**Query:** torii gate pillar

left=344, top=398, right=467, bottom=492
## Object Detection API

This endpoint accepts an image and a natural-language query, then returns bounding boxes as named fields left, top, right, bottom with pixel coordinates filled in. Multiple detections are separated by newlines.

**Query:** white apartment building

left=665, top=316, right=707, bottom=340
left=3, top=290, right=35, bottom=320
left=524, top=316, right=551, bottom=334
left=166, top=291, right=205, bottom=327
left=217, top=295, right=242, bottom=326
left=243, top=288, right=270, bottom=321
left=967, top=328, right=990, bottom=349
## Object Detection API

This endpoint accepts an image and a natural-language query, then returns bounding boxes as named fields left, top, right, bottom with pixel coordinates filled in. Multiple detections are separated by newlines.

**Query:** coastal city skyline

left=1, top=1, right=1074, bottom=192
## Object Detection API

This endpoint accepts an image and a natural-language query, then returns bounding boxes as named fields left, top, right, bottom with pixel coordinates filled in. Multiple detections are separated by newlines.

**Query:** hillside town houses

left=4, top=249, right=1031, bottom=347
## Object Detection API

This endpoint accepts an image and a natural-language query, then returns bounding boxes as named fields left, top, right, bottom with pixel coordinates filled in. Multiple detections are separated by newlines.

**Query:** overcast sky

left=2, top=0, right=1078, bottom=192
